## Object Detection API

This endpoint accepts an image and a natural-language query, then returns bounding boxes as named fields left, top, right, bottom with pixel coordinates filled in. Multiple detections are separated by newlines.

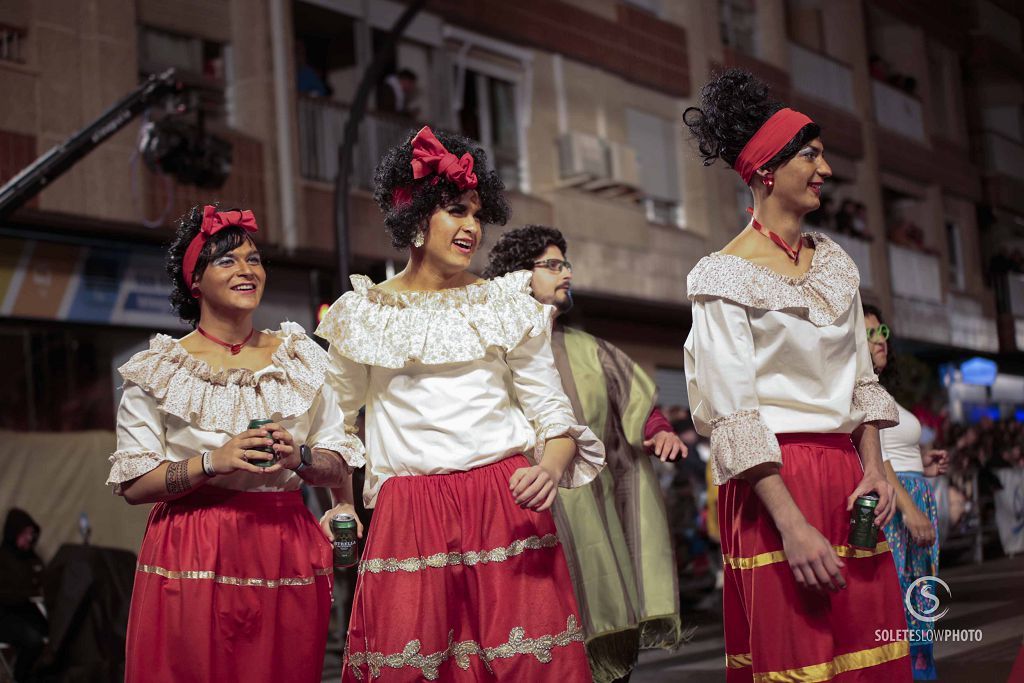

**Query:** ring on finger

left=241, top=451, right=249, bottom=462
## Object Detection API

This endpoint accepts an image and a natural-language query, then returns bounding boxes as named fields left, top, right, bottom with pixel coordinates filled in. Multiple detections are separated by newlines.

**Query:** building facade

left=0, top=0, right=1022, bottom=429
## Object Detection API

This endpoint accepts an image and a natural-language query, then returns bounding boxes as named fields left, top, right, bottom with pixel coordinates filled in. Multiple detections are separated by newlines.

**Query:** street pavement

left=321, top=555, right=1024, bottom=682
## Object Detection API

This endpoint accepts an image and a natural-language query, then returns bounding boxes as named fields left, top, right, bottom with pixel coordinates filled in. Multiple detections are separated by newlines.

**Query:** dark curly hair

left=166, top=204, right=258, bottom=327
left=372, top=128, right=510, bottom=249
left=483, top=225, right=567, bottom=279
left=862, top=303, right=899, bottom=393
left=683, top=68, right=820, bottom=179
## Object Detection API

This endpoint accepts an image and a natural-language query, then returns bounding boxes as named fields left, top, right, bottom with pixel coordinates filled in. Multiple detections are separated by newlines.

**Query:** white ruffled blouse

left=683, top=233, right=898, bottom=485
left=107, top=322, right=365, bottom=494
left=315, top=270, right=606, bottom=508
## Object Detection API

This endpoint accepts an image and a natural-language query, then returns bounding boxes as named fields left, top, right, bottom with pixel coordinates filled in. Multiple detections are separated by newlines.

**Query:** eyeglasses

left=533, top=259, right=573, bottom=274
left=866, top=324, right=890, bottom=343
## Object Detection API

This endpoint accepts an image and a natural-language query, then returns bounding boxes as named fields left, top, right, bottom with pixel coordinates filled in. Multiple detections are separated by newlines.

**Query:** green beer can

left=247, top=418, right=278, bottom=468
left=331, top=513, right=359, bottom=569
left=848, top=493, right=879, bottom=549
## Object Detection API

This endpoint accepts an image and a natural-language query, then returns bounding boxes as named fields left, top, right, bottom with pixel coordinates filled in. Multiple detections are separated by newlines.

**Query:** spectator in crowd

left=0, top=508, right=48, bottom=683
left=852, top=202, right=872, bottom=240
left=835, top=199, right=857, bottom=235
left=805, top=195, right=834, bottom=228
left=378, top=68, right=419, bottom=118
left=296, top=41, right=330, bottom=98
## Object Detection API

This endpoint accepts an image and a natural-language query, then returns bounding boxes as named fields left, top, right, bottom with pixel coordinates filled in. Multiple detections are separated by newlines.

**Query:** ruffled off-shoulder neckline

left=687, top=232, right=860, bottom=327
left=315, top=270, right=554, bottom=368
left=118, top=322, right=330, bottom=434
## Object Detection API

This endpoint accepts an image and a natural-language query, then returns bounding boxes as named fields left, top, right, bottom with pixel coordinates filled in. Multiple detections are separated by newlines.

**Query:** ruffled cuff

left=852, top=378, right=899, bottom=429
left=311, top=434, right=367, bottom=472
left=106, top=450, right=165, bottom=495
left=708, top=410, right=782, bottom=485
left=535, top=424, right=606, bottom=488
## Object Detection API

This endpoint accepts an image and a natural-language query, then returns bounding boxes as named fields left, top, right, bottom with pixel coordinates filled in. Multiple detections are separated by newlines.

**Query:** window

left=946, top=220, right=965, bottom=290
left=626, top=108, right=684, bottom=228
left=720, top=0, right=758, bottom=57
left=0, top=23, right=26, bottom=64
left=459, top=69, right=521, bottom=190
left=139, top=26, right=230, bottom=124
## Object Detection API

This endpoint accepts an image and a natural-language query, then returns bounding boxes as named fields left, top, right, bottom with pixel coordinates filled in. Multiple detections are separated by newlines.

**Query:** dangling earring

left=412, top=229, right=425, bottom=248
left=762, top=173, right=774, bottom=190
left=190, top=286, right=201, bottom=299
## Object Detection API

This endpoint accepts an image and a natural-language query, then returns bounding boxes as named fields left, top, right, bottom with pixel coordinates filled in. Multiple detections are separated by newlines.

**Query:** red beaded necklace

left=197, top=326, right=255, bottom=355
left=746, top=207, right=803, bottom=264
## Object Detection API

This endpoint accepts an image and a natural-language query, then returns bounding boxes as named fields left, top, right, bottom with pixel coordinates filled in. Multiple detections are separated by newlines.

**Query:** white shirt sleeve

left=107, top=383, right=168, bottom=494
left=685, top=297, right=782, bottom=485
left=326, top=345, right=370, bottom=436
left=305, top=382, right=367, bottom=470
left=505, top=331, right=605, bottom=488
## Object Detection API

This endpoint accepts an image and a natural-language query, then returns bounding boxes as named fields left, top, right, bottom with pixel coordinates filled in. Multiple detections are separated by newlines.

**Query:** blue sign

left=961, top=357, right=998, bottom=386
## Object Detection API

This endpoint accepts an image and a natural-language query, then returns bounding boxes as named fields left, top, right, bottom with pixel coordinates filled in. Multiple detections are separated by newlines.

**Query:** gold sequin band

left=346, top=615, right=584, bottom=681
left=137, top=563, right=332, bottom=588
left=751, top=640, right=908, bottom=682
left=726, top=652, right=753, bottom=669
left=358, top=533, right=559, bottom=575
left=722, top=541, right=890, bottom=570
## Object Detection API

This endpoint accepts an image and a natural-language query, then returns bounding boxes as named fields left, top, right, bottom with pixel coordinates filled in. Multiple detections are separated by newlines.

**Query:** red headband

left=182, top=205, right=259, bottom=290
left=733, top=108, right=814, bottom=184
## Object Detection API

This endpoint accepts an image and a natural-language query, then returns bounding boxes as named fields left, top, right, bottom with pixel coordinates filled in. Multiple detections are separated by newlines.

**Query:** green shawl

left=550, top=326, right=683, bottom=682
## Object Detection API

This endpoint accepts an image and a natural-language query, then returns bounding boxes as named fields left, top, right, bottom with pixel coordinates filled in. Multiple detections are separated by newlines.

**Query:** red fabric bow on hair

left=182, top=205, right=259, bottom=289
left=409, top=126, right=478, bottom=190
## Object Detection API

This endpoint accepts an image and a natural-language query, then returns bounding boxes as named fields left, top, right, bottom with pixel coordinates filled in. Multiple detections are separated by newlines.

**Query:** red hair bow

left=409, top=126, right=478, bottom=190
left=182, top=205, right=259, bottom=288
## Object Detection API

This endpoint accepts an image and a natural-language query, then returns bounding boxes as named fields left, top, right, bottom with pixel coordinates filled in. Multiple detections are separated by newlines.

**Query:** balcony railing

left=872, top=80, right=926, bottom=142
left=819, top=229, right=873, bottom=289
left=789, top=43, right=856, bottom=114
left=981, top=130, right=1024, bottom=179
left=297, top=96, right=413, bottom=186
left=949, top=294, right=999, bottom=352
left=889, top=244, right=942, bottom=303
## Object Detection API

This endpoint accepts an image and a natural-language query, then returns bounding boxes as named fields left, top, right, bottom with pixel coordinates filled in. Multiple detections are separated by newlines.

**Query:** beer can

left=848, top=493, right=879, bottom=549
left=247, top=418, right=278, bottom=468
left=331, top=513, right=359, bottom=569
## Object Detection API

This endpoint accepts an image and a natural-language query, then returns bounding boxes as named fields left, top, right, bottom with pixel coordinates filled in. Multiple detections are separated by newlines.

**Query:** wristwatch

left=293, top=444, right=313, bottom=473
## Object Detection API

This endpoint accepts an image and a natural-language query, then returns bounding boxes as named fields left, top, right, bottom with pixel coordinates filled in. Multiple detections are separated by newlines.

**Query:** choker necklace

left=197, top=326, right=255, bottom=355
left=747, top=207, right=803, bottom=264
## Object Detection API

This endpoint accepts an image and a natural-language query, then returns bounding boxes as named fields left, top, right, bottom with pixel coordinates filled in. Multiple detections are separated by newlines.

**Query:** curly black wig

left=372, top=128, right=510, bottom=249
left=166, top=204, right=258, bottom=327
left=483, top=225, right=567, bottom=279
left=683, top=68, right=820, bottom=180
left=862, top=302, right=899, bottom=393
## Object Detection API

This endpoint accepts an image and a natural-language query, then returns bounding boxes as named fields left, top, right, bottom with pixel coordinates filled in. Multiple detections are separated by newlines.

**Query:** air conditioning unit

left=607, top=142, right=640, bottom=189
left=558, top=132, right=609, bottom=183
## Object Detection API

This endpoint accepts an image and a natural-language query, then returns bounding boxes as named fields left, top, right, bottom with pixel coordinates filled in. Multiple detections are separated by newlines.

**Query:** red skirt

left=719, top=434, right=912, bottom=682
left=125, top=487, right=333, bottom=683
left=342, top=455, right=592, bottom=681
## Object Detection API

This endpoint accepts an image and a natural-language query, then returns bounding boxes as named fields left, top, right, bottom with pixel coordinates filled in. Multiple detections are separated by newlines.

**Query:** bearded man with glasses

left=484, top=225, right=687, bottom=683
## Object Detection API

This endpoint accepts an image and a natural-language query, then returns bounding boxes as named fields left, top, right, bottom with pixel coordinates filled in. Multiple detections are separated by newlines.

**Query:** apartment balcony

left=888, top=244, right=948, bottom=344
left=872, top=80, right=926, bottom=143
left=297, top=96, right=413, bottom=187
left=948, top=293, right=999, bottom=353
left=788, top=43, right=855, bottom=114
left=980, top=130, right=1024, bottom=179
left=818, top=229, right=873, bottom=290
left=889, top=244, right=941, bottom=303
